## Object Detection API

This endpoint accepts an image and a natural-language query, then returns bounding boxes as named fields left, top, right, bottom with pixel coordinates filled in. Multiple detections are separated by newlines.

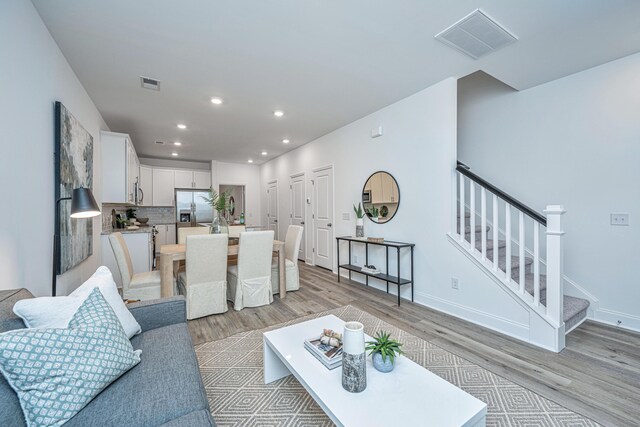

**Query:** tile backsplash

left=102, top=205, right=175, bottom=230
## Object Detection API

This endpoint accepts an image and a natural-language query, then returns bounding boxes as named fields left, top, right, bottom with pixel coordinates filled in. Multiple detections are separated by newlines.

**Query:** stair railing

left=455, top=162, right=565, bottom=327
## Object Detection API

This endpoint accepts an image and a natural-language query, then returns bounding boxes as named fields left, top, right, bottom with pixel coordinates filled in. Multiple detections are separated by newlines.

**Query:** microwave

left=362, top=190, right=371, bottom=203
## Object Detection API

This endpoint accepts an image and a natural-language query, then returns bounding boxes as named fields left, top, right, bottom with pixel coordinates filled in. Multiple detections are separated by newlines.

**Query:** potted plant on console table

left=365, top=331, right=403, bottom=373
left=353, top=203, right=365, bottom=237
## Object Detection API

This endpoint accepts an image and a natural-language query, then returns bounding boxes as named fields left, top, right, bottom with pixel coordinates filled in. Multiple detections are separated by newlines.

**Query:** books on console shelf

left=304, top=337, right=343, bottom=370
left=361, top=266, right=381, bottom=275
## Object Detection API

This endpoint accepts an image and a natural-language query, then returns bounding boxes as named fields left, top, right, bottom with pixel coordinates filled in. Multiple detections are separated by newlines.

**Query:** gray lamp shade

left=69, top=187, right=101, bottom=218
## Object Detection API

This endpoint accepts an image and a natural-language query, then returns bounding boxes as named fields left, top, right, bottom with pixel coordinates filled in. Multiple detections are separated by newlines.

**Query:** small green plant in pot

left=353, top=203, right=365, bottom=237
left=202, top=188, right=231, bottom=233
left=365, top=330, right=403, bottom=373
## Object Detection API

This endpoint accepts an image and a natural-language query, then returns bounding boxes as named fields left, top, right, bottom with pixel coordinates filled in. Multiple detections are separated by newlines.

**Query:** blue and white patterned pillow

left=0, top=288, right=141, bottom=426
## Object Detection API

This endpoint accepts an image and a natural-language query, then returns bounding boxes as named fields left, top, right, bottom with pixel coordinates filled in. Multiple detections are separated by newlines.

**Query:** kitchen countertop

left=101, top=227, right=153, bottom=235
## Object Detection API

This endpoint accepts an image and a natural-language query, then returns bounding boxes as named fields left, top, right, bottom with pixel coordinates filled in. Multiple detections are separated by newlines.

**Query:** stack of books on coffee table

left=304, top=337, right=343, bottom=370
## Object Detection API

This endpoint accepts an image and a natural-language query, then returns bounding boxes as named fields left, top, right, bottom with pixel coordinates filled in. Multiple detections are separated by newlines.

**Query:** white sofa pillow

left=13, top=266, right=142, bottom=338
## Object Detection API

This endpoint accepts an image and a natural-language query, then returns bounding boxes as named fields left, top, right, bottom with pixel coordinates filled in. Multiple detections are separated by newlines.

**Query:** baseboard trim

left=592, top=308, right=640, bottom=333
left=414, top=291, right=530, bottom=342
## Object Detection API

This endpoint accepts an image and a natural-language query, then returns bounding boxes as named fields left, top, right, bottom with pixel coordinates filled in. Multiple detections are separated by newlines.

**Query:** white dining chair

left=227, top=230, right=274, bottom=310
left=271, top=225, right=303, bottom=294
left=177, top=234, right=228, bottom=319
left=109, top=232, right=164, bottom=300
left=228, top=225, right=246, bottom=238
left=177, top=226, right=210, bottom=244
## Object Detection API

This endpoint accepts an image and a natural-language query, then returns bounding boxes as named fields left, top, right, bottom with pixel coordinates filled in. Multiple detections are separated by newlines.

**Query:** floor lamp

left=53, top=187, right=101, bottom=296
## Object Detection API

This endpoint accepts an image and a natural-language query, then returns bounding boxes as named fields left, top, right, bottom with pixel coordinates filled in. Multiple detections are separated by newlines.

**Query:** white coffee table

left=263, top=315, right=487, bottom=427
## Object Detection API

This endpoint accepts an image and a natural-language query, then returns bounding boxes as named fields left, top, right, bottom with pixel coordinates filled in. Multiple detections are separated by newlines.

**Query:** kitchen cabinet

left=152, top=169, right=175, bottom=206
left=139, top=165, right=153, bottom=206
left=193, top=171, right=211, bottom=189
left=173, top=169, right=211, bottom=189
left=101, top=232, right=153, bottom=288
left=380, top=173, right=397, bottom=203
left=174, top=170, right=194, bottom=189
left=154, top=224, right=176, bottom=253
left=101, top=131, right=140, bottom=205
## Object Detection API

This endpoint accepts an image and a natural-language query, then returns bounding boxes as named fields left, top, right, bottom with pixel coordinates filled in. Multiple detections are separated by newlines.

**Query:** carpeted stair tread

left=563, top=295, right=590, bottom=331
left=457, top=224, right=490, bottom=235
left=485, top=251, right=533, bottom=275
left=523, top=273, right=547, bottom=295
left=466, top=237, right=507, bottom=252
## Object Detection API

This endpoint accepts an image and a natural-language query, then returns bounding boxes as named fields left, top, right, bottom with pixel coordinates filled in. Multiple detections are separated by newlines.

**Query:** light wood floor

left=188, top=263, right=640, bottom=427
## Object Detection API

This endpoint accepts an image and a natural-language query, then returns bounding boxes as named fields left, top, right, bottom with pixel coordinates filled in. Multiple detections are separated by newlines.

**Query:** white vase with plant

left=353, top=203, right=365, bottom=237
left=202, top=188, right=230, bottom=234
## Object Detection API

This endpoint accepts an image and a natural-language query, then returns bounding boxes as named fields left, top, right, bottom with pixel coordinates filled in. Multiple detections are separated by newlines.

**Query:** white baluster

left=533, top=222, right=540, bottom=306
left=469, top=181, right=476, bottom=251
left=492, top=195, right=499, bottom=272
left=544, top=205, right=566, bottom=327
left=459, top=174, right=465, bottom=243
left=518, top=211, right=525, bottom=294
left=481, top=188, right=487, bottom=260
left=505, top=203, right=511, bottom=284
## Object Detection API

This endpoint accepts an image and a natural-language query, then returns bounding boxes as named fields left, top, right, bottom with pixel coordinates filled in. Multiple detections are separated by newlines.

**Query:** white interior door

left=267, top=181, right=279, bottom=237
left=290, top=172, right=306, bottom=261
left=313, top=166, right=333, bottom=270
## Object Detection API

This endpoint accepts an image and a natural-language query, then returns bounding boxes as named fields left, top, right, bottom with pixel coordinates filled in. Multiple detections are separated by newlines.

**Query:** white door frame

left=311, top=165, right=335, bottom=271
left=267, top=179, right=279, bottom=238
left=289, top=171, right=306, bottom=261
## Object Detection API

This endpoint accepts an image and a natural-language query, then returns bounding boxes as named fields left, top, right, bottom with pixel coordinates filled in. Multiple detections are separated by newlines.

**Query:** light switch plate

left=342, top=212, right=350, bottom=220
left=610, top=213, right=630, bottom=226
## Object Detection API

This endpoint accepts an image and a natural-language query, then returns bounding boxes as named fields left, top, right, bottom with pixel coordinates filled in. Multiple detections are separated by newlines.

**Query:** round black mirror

left=362, top=171, right=400, bottom=224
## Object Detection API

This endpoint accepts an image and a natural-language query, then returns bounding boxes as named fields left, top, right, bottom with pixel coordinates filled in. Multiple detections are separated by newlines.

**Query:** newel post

left=544, top=205, right=566, bottom=327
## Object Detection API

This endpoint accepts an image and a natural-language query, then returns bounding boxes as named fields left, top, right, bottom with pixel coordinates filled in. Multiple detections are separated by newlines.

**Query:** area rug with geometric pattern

left=195, top=305, right=600, bottom=427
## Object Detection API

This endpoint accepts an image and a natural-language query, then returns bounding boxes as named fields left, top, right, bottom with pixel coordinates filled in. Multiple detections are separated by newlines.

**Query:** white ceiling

left=32, top=0, right=640, bottom=164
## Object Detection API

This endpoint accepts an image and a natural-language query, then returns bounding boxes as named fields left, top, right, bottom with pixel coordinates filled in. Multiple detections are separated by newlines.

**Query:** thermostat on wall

left=371, top=126, right=383, bottom=138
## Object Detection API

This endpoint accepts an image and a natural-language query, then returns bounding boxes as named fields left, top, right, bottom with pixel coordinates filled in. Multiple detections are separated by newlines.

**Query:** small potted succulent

left=365, top=331, right=403, bottom=373
left=353, top=203, right=365, bottom=237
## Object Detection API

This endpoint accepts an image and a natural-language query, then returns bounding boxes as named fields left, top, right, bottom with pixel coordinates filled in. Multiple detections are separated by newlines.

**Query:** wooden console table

left=336, top=236, right=415, bottom=306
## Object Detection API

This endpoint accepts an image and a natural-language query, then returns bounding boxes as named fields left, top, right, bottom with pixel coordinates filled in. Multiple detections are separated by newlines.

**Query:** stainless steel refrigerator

left=175, top=190, right=213, bottom=226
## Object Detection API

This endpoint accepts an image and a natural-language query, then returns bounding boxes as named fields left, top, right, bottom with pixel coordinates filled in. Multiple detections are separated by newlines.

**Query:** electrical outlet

left=354, top=255, right=359, bottom=264
left=451, top=278, right=459, bottom=290
left=610, top=213, right=630, bottom=226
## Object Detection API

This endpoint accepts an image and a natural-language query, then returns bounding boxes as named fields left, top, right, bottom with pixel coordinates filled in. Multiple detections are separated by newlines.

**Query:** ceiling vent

left=140, top=76, right=161, bottom=91
left=435, top=9, right=517, bottom=59
left=154, top=140, right=165, bottom=145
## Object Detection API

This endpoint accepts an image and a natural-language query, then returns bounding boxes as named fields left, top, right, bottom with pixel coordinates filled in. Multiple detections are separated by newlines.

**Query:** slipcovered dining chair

left=109, top=232, right=163, bottom=300
left=177, top=234, right=228, bottom=319
left=271, top=225, right=304, bottom=294
left=177, top=226, right=210, bottom=244
left=228, top=225, right=246, bottom=238
left=227, top=230, right=274, bottom=310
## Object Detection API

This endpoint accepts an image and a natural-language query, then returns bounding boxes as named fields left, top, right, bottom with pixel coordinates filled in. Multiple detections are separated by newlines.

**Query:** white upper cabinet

left=139, top=165, right=153, bottom=206
left=193, top=171, right=211, bottom=189
left=101, top=131, right=140, bottom=205
left=152, top=168, right=175, bottom=206
left=174, top=170, right=194, bottom=189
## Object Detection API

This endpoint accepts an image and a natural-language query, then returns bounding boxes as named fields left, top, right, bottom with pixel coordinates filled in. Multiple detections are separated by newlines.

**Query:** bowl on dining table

left=137, top=217, right=149, bottom=224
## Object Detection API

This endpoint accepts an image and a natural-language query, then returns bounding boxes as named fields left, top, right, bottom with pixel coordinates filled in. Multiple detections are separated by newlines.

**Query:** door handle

left=274, top=219, right=278, bottom=223
left=327, top=223, right=332, bottom=227
left=300, top=221, right=305, bottom=225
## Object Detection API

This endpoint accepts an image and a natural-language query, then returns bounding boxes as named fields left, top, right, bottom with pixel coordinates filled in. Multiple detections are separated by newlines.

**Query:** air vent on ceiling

left=435, top=9, right=517, bottom=59
left=141, top=76, right=161, bottom=91
left=155, top=141, right=165, bottom=145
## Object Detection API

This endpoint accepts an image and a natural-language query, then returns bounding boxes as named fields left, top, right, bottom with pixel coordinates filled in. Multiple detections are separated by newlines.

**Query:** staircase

left=450, top=163, right=590, bottom=352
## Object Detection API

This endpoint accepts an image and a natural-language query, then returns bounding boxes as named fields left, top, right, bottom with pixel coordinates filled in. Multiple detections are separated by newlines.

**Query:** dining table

left=159, top=240, right=287, bottom=298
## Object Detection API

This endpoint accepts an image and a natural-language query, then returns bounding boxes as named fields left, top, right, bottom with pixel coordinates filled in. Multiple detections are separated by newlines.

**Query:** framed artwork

left=55, top=101, right=94, bottom=274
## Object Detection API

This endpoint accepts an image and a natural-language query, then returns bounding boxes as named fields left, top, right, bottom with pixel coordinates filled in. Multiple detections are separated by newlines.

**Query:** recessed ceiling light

left=273, top=110, right=284, bottom=117
left=261, top=151, right=268, bottom=156
left=248, top=159, right=254, bottom=163
left=171, top=152, right=178, bottom=157
left=177, top=124, right=187, bottom=129
left=173, top=141, right=182, bottom=146
left=282, top=139, right=290, bottom=144
left=211, top=97, right=223, bottom=105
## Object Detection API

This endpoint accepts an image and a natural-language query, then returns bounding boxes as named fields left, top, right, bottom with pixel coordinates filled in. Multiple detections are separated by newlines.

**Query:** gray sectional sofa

left=0, top=289, right=215, bottom=427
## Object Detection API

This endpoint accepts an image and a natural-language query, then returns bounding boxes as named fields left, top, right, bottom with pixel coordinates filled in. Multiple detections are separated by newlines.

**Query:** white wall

left=0, top=1, right=108, bottom=296
left=458, top=54, right=640, bottom=331
left=260, top=78, right=545, bottom=345
left=211, top=161, right=262, bottom=226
